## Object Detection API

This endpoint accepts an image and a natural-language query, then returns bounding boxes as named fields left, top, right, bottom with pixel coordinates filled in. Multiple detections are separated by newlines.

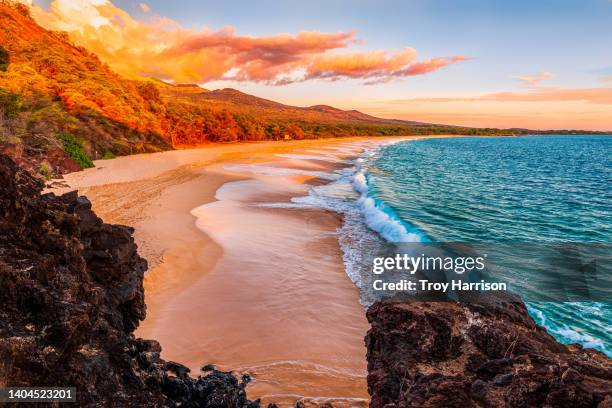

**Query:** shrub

left=58, top=132, right=94, bottom=168
left=0, top=88, right=23, bottom=119
left=0, top=46, right=8, bottom=72
left=102, top=151, right=116, bottom=160
left=39, top=163, right=52, bottom=180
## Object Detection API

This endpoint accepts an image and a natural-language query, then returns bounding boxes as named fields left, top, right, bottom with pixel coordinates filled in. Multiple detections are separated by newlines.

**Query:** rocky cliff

left=365, top=300, right=612, bottom=407
left=0, top=153, right=259, bottom=407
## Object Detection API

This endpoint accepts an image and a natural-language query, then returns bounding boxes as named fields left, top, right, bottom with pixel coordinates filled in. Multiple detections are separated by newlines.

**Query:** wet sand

left=47, top=137, right=410, bottom=406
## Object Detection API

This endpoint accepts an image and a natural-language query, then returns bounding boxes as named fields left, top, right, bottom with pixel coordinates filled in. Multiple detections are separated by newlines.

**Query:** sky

left=26, top=0, right=612, bottom=130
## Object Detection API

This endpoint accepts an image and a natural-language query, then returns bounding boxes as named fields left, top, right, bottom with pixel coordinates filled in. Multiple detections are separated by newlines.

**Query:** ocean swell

left=350, top=153, right=425, bottom=244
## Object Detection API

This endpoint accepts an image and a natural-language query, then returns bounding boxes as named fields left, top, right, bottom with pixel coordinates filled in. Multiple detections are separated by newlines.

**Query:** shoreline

left=46, top=136, right=421, bottom=405
left=48, top=137, right=395, bottom=268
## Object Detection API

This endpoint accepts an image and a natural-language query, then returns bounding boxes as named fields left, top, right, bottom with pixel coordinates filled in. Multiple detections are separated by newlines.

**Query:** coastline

left=7, top=134, right=610, bottom=408
left=46, top=136, right=420, bottom=405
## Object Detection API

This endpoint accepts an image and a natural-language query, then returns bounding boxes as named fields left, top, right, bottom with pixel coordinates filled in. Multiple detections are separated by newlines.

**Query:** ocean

left=289, top=135, right=611, bottom=357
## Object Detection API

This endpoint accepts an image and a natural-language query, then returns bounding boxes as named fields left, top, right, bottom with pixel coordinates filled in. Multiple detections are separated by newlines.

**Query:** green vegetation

left=0, top=46, right=8, bottom=72
left=102, top=151, right=116, bottom=160
left=0, top=87, right=25, bottom=144
left=0, top=88, right=23, bottom=119
left=38, top=163, right=52, bottom=180
left=58, top=133, right=94, bottom=168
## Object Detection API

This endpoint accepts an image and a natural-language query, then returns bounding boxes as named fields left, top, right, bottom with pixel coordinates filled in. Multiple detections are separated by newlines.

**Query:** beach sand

left=47, top=137, right=409, bottom=406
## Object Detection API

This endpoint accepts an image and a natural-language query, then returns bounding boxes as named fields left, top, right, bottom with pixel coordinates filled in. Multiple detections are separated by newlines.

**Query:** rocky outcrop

left=0, top=142, right=82, bottom=178
left=0, top=153, right=258, bottom=407
left=366, top=300, right=612, bottom=407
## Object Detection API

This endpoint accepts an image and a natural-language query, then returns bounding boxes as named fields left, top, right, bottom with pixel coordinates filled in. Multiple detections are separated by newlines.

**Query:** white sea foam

left=352, top=171, right=368, bottom=194
left=553, top=327, right=606, bottom=350
left=354, top=195, right=422, bottom=243
left=527, top=303, right=610, bottom=356
left=348, top=143, right=424, bottom=244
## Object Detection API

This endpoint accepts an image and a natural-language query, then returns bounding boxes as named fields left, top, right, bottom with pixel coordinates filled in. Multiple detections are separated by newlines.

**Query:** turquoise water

left=365, top=135, right=611, bottom=356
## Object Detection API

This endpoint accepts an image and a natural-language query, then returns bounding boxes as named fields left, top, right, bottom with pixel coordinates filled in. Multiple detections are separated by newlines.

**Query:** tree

left=265, top=124, right=282, bottom=140
left=286, top=124, right=305, bottom=140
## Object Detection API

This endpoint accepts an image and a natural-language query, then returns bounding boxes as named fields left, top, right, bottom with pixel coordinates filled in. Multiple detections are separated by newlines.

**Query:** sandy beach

left=47, top=137, right=410, bottom=406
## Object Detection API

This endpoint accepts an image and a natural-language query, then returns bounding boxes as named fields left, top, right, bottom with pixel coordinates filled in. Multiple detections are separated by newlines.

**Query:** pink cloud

left=513, top=71, right=554, bottom=86
left=304, top=51, right=466, bottom=85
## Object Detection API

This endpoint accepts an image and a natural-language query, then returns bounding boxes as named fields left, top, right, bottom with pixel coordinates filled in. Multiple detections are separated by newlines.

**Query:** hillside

left=0, top=2, right=170, bottom=174
left=0, top=1, right=603, bottom=178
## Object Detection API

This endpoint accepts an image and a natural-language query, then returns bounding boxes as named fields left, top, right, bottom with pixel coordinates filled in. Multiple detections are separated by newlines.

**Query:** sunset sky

left=26, top=0, right=612, bottom=130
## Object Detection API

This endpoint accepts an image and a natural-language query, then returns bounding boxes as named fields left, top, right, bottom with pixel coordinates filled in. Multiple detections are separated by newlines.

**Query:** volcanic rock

left=366, top=300, right=612, bottom=407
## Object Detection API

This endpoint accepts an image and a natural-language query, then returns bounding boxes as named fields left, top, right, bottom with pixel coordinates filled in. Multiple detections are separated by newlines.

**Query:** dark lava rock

left=366, top=301, right=612, bottom=407
left=0, top=154, right=259, bottom=407
left=493, top=373, right=514, bottom=386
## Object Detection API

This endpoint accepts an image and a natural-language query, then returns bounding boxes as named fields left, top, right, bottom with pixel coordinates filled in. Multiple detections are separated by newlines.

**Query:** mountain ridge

left=161, top=83, right=429, bottom=126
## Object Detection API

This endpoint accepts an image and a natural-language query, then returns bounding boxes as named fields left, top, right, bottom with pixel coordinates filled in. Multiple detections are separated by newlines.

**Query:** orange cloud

left=27, top=0, right=465, bottom=85
left=394, top=56, right=467, bottom=76
left=513, top=71, right=554, bottom=86
left=138, top=3, right=150, bottom=13
left=161, top=29, right=358, bottom=83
